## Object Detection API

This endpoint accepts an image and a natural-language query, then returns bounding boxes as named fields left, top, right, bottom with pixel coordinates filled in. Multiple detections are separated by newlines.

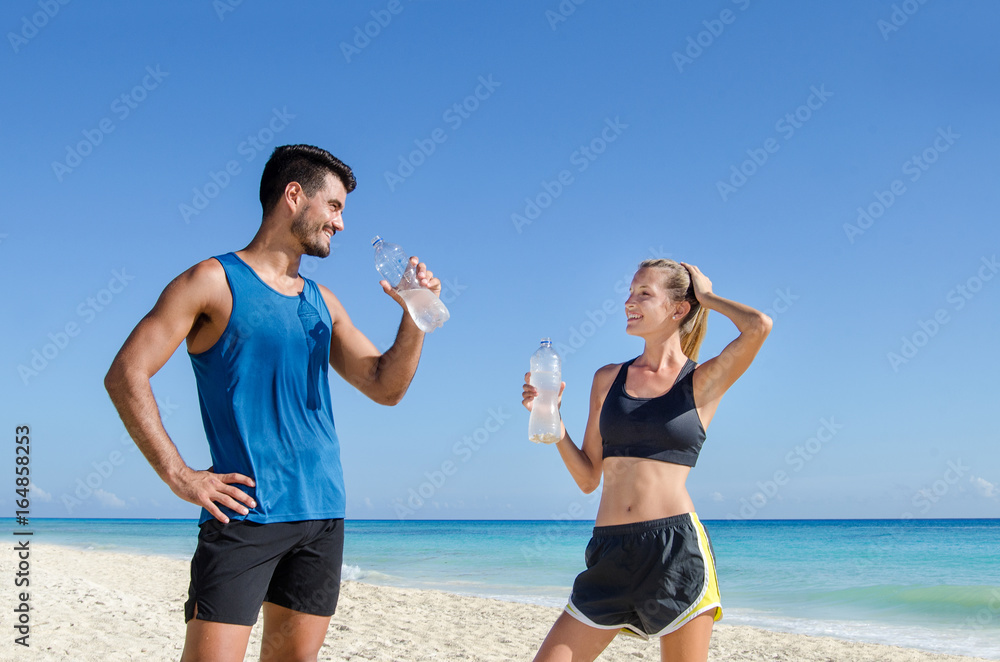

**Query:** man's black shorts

left=185, top=518, right=344, bottom=626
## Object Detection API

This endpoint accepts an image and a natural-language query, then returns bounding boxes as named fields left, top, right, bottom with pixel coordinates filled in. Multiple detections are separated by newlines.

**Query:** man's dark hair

left=259, top=144, right=357, bottom=215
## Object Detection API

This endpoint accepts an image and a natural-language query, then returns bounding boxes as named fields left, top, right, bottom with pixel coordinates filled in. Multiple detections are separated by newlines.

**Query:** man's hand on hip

left=169, top=467, right=257, bottom=524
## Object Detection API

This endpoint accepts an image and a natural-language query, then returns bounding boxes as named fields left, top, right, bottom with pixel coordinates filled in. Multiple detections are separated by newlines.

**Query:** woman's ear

left=672, top=300, right=692, bottom=320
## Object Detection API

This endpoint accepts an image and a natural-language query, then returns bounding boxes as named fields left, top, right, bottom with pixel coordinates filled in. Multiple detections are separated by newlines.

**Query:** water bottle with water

left=372, top=236, right=450, bottom=333
left=528, top=339, right=562, bottom=444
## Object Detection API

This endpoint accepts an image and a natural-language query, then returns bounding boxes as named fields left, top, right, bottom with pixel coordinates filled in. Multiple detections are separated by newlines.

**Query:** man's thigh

left=181, top=611, right=253, bottom=662
left=259, top=602, right=333, bottom=662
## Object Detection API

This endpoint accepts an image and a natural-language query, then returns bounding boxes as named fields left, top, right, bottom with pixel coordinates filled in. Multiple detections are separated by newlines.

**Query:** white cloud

left=94, top=489, right=126, bottom=509
left=710, top=492, right=724, bottom=502
left=970, top=476, right=997, bottom=499
left=29, top=482, right=53, bottom=503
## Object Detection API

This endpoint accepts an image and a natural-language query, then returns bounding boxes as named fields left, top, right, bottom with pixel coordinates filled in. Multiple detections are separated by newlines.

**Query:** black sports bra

left=599, top=357, right=707, bottom=467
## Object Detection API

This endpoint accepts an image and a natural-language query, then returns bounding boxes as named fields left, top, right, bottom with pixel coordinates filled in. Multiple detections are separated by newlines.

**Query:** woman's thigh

left=658, top=610, right=716, bottom=662
left=534, top=611, right=620, bottom=662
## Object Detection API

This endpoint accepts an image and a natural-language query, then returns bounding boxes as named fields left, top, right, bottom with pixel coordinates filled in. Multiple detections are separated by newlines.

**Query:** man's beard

left=290, top=204, right=331, bottom=258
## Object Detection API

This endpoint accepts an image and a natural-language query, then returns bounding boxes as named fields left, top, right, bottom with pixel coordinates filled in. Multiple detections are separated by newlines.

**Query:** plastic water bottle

left=372, top=236, right=450, bottom=333
left=528, top=339, right=562, bottom=444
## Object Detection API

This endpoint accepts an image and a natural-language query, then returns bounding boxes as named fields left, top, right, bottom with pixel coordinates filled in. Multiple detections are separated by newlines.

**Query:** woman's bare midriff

left=595, top=457, right=695, bottom=526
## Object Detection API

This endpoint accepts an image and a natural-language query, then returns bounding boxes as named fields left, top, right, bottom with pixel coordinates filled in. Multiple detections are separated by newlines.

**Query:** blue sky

left=2, top=1, right=998, bottom=521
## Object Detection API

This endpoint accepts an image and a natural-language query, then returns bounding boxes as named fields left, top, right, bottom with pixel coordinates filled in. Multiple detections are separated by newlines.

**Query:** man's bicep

left=111, top=264, right=217, bottom=378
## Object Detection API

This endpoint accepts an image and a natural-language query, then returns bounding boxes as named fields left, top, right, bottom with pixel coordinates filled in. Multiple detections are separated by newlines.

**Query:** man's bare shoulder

left=149, top=258, right=231, bottom=318
left=316, top=283, right=347, bottom=321
left=167, top=257, right=228, bottom=293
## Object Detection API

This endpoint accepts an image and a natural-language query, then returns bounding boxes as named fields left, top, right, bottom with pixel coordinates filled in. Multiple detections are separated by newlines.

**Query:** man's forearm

left=373, top=312, right=425, bottom=405
left=104, top=368, right=188, bottom=486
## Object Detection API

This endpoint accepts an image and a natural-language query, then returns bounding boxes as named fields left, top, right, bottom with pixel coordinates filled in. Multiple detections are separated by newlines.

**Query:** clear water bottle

left=528, top=338, right=562, bottom=444
left=372, top=236, right=450, bottom=333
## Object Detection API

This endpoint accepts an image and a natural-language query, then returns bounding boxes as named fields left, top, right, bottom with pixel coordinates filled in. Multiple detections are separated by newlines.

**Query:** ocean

left=14, top=518, right=1000, bottom=659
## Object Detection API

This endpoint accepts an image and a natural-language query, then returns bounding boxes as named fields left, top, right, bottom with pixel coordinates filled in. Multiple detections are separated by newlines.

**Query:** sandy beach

left=2, top=543, right=993, bottom=662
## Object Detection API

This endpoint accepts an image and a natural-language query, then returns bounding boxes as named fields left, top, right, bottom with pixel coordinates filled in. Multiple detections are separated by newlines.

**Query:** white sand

left=1, top=544, right=993, bottom=662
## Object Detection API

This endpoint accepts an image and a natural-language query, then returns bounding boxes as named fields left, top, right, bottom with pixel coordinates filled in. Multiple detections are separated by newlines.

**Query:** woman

left=522, top=259, right=771, bottom=662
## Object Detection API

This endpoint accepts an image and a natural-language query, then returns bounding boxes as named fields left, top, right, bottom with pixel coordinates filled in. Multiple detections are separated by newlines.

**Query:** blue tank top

left=600, top=357, right=707, bottom=467
left=188, top=252, right=346, bottom=524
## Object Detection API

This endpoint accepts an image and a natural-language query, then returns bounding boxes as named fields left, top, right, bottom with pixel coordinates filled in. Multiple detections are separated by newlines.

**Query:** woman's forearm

left=699, top=292, right=771, bottom=334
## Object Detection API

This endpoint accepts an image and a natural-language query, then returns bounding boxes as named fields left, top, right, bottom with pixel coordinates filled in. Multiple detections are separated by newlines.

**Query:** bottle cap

left=540, top=338, right=552, bottom=346
left=371, top=235, right=383, bottom=247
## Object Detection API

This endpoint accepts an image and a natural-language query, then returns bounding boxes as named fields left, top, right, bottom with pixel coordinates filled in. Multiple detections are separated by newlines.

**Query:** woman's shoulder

left=594, top=361, right=627, bottom=379
left=587, top=363, right=621, bottom=407
left=592, top=361, right=628, bottom=392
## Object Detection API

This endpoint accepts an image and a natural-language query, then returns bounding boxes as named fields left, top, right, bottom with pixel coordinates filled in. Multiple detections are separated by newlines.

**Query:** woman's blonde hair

left=637, top=258, right=708, bottom=361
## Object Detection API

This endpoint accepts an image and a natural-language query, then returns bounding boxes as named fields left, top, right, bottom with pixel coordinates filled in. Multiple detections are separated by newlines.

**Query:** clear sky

left=3, top=1, right=998, bottom=521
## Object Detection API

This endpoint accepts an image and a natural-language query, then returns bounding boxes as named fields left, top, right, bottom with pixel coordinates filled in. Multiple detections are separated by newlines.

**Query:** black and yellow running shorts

left=565, top=513, right=722, bottom=639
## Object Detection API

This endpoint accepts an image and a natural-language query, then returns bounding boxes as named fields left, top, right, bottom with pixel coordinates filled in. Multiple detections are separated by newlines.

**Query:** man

left=104, top=144, right=440, bottom=661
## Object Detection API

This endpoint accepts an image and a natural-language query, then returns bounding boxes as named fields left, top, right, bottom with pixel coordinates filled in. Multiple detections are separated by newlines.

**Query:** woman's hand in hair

left=680, top=262, right=713, bottom=303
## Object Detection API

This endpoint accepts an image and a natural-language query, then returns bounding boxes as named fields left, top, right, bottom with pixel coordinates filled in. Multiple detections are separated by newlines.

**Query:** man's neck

left=239, top=228, right=303, bottom=282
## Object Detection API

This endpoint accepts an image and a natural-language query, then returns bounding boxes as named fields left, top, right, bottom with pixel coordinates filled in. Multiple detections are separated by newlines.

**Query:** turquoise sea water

left=11, top=518, right=1000, bottom=659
